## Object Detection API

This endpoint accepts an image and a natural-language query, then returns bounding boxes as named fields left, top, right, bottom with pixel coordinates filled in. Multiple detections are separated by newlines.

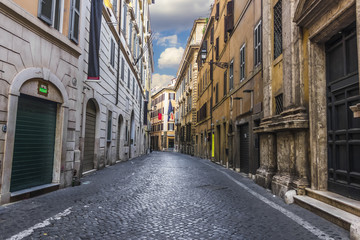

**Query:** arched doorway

left=117, top=115, right=123, bottom=161
left=83, top=99, right=97, bottom=172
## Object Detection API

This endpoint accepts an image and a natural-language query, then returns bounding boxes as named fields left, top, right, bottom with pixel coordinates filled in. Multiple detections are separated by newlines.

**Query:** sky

left=149, top=0, right=213, bottom=90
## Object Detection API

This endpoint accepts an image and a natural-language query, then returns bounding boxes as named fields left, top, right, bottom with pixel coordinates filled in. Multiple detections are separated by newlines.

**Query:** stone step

left=294, top=195, right=360, bottom=230
left=305, top=188, right=360, bottom=217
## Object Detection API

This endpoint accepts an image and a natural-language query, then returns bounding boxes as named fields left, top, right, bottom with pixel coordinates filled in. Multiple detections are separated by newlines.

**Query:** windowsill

left=273, top=54, right=283, bottom=66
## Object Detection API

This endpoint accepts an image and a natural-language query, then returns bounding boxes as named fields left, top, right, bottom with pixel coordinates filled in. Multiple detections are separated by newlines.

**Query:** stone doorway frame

left=0, top=68, right=69, bottom=204
left=297, top=0, right=360, bottom=191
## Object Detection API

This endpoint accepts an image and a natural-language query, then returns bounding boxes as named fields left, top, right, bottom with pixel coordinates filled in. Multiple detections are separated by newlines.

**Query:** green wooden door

left=10, top=94, right=57, bottom=192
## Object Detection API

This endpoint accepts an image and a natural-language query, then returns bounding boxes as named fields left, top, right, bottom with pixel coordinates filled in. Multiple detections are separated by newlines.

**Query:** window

left=132, top=78, right=135, bottom=95
left=107, top=111, right=112, bottom=142
left=38, top=0, right=54, bottom=25
left=168, top=123, right=174, bottom=131
left=121, top=58, right=125, bottom=80
left=38, top=0, right=63, bottom=31
left=69, top=0, right=80, bottom=43
left=127, top=69, right=131, bottom=88
left=240, top=44, right=246, bottom=81
left=215, top=2, right=219, bottom=20
left=129, top=21, right=133, bottom=49
left=216, top=37, right=219, bottom=60
left=223, top=70, right=227, bottom=96
left=274, top=0, right=282, bottom=59
left=112, top=0, right=118, bottom=16
left=229, top=60, right=234, bottom=90
left=189, top=64, right=192, bottom=79
left=110, top=39, right=115, bottom=68
left=125, top=120, right=128, bottom=144
left=169, top=93, right=175, bottom=100
left=254, top=21, right=262, bottom=66
left=275, top=93, right=283, bottom=115
left=215, top=83, right=219, bottom=104
left=122, top=2, right=127, bottom=33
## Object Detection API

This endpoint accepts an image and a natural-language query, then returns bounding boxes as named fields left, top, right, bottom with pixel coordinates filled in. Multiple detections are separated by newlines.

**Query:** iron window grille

left=275, top=93, right=283, bottom=115
left=240, top=44, right=246, bottom=81
left=274, top=0, right=282, bottom=59
left=254, top=21, right=262, bottom=66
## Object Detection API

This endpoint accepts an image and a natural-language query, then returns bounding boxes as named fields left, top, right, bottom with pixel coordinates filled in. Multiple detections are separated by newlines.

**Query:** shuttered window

left=70, top=0, right=80, bottom=44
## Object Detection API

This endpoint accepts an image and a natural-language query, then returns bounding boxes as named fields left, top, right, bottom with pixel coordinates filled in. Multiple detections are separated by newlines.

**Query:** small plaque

left=38, top=81, right=48, bottom=96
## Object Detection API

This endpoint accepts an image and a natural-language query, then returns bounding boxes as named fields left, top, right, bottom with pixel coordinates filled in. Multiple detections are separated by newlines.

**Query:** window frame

left=240, top=44, right=246, bottom=81
left=69, top=0, right=80, bottom=44
left=110, top=38, right=116, bottom=68
left=229, top=59, right=234, bottom=90
left=254, top=20, right=262, bottom=66
left=38, top=0, right=54, bottom=25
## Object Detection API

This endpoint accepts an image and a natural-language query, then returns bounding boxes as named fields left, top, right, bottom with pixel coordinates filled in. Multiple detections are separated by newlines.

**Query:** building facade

left=175, top=19, right=206, bottom=155
left=150, top=88, right=176, bottom=151
left=0, top=0, right=83, bottom=204
left=0, top=0, right=154, bottom=204
left=194, top=0, right=263, bottom=175
left=255, top=0, right=360, bottom=201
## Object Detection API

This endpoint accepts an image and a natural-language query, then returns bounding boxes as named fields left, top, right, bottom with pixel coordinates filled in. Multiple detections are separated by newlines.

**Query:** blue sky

left=149, top=0, right=213, bottom=90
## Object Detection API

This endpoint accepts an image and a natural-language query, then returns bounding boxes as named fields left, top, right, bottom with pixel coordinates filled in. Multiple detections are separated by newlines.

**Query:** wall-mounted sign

left=38, top=81, right=48, bottom=96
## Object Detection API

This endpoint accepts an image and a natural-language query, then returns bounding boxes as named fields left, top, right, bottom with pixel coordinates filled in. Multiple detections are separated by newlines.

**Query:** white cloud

left=150, top=0, right=213, bottom=32
left=152, top=73, right=175, bottom=90
left=158, top=47, right=184, bottom=69
left=157, top=35, right=178, bottom=47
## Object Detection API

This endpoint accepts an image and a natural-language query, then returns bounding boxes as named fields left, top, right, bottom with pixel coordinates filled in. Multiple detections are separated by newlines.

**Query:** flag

left=87, top=0, right=103, bottom=80
left=158, top=113, right=162, bottom=120
left=168, top=101, right=174, bottom=121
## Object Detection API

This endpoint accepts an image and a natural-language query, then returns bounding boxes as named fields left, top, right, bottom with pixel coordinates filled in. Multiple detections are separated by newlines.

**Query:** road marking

left=7, top=207, right=72, bottom=240
left=202, top=162, right=334, bottom=240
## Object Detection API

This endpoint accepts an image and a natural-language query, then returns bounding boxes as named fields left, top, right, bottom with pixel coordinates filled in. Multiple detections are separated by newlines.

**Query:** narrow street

left=0, top=152, right=348, bottom=240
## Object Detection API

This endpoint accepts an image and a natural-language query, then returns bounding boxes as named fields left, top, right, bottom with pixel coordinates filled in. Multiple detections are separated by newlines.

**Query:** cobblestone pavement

left=0, top=152, right=349, bottom=239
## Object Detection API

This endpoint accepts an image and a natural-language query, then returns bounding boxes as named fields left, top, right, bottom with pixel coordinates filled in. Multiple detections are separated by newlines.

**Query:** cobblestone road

left=0, top=152, right=349, bottom=239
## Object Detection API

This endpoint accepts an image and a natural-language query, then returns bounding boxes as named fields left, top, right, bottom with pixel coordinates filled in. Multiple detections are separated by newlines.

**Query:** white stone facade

left=0, top=0, right=154, bottom=204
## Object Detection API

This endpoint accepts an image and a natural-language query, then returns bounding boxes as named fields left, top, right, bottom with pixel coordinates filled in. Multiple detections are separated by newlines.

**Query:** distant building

left=150, top=88, right=176, bottom=151
left=174, top=19, right=206, bottom=155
